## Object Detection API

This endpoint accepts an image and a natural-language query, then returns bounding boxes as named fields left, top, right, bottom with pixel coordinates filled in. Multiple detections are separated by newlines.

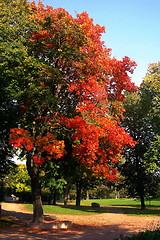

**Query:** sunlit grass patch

left=25, top=198, right=160, bottom=216
left=81, top=198, right=141, bottom=207
left=26, top=204, right=108, bottom=215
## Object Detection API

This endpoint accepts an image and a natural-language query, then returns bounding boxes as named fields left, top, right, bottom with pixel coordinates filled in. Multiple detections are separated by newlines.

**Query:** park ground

left=0, top=202, right=160, bottom=240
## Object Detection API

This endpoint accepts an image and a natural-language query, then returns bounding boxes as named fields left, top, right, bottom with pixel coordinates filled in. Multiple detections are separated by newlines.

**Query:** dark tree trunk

left=0, top=179, right=4, bottom=218
left=135, top=158, right=146, bottom=210
left=26, top=155, right=44, bottom=224
left=63, top=187, right=70, bottom=206
left=76, top=182, right=82, bottom=207
left=140, top=194, right=145, bottom=210
left=53, top=188, right=57, bottom=205
left=31, top=175, right=44, bottom=223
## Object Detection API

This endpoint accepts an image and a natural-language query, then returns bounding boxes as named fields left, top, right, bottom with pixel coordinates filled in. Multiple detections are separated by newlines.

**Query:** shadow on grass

left=123, top=207, right=160, bottom=216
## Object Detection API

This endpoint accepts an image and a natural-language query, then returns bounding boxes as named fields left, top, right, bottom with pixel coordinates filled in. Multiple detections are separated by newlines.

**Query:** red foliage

left=61, top=115, right=136, bottom=179
left=9, top=128, right=65, bottom=165
left=10, top=128, right=34, bottom=151
left=10, top=2, right=138, bottom=179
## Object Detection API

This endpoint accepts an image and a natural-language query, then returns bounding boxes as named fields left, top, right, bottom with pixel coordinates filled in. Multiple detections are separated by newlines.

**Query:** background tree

left=121, top=62, right=160, bottom=209
left=0, top=0, right=36, bottom=206
left=8, top=1, right=137, bottom=224
left=144, top=135, right=160, bottom=174
left=4, top=164, right=31, bottom=193
left=41, top=161, right=66, bottom=205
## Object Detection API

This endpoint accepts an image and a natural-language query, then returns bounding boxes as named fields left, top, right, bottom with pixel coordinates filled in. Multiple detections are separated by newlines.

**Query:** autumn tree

left=121, top=62, right=160, bottom=209
left=8, top=1, right=137, bottom=224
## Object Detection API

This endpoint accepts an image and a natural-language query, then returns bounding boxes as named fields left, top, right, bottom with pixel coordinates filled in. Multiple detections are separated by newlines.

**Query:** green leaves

left=145, top=135, right=160, bottom=172
left=120, top=62, right=160, bottom=204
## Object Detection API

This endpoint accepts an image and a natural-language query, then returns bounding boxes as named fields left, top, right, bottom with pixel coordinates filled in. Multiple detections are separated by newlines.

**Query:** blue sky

left=33, top=0, right=160, bottom=86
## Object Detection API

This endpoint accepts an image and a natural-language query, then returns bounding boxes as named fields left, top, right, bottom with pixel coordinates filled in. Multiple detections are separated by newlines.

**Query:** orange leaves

left=33, top=154, right=45, bottom=164
left=36, top=133, right=56, bottom=150
left=29, top=1, right=83, bottom=54
left=10, top=128, right=34, bottom=152
left=76, top=11, right=105, bottom=42
left=9, top=128, right=65, bottom=165
left=36, top=133, right=66, bottom=159
left=61, top=113, right=137, bottom=179
left=18, top=2, right=138, bottom=178
left=43, top=141, right=65, bottom=159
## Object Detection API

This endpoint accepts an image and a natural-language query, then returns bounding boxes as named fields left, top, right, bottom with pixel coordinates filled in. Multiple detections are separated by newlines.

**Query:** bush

left=0, top=216, right=14, bottom=228
left=115, top=229, right=160, bottom=240
left=17, top=191, right=32, bottom=203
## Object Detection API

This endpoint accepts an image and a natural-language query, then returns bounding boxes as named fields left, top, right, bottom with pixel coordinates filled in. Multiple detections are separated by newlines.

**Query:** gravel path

left=0, top=202, right=159, bottom=240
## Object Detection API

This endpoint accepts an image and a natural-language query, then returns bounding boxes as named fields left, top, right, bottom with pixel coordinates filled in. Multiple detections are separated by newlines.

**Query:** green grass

left=81, top=198, right=160, bottom=208
left=25, top=198, right=160, bottom=216
left=81, top=198, right=160, bottom=216
left=81, top=198, right=140, bottom=207
left=26, top=204, right=108, bottom=215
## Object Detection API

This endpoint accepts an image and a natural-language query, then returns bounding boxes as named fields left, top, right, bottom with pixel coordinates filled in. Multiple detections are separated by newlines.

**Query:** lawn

left=26, top=198, right=160, bottom=216
left=81, top=198, right=160, bottom=208
left=81, top=198, right=160, bottom=216
left=26, top=204, right=108, bottom=215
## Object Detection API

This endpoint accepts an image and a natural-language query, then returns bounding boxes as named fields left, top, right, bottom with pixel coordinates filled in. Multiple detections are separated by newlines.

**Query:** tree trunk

left=63, top=187, right=70, bottom=206
left=76, top=182, right=82, bottom=207
left=140, top=194, right=145, bottom=210
left=86, top=190, right=89, bottom=200
left=31, top=175, right=44, bottom=223
left=26, top=155, right=44, bottom=224
left=0, top=179, right=4, bottom=218
left=53, top=188, right=57, bottom=205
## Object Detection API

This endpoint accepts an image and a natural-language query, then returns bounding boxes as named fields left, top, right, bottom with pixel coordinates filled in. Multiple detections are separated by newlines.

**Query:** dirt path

left=0, top=202, right=160, bottom=240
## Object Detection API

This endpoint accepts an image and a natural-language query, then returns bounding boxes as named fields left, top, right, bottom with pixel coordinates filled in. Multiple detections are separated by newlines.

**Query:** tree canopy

left=9, top=1, right=137, bottom=178
left=121, top=62, right=160, bottom=209
left=0, top=0, right=33, bottom=193
left=2, top=0, right=138, bottom=223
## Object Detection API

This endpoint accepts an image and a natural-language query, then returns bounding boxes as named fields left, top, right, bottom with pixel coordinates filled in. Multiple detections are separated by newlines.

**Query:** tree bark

left=63, top=187, right=70, bottom=206
left=76, top=182, right=82, bottom=207
left=52, top=188, right=57, bottom=205
left=31, top=174, right=44, bottom=223
left=0, top=179, right=4, bottom=218
left=86, top=190, right=89, bottom=200
left=26, top=155, right=44, bottom=223
left=140, top=194, right=146, bottom=210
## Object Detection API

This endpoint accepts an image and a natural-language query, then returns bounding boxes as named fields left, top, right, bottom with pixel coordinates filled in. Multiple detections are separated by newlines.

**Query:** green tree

left=121, top=62, right=160, bottom=209
left=0, top=0, right=36, bottom=194
left=0, top=0, right=41, bottom=222
left=144, top=135, right=160, bottom=173
left=5, top=164, right=31, bottom=193
left=41, top=161, right=66, bottom=205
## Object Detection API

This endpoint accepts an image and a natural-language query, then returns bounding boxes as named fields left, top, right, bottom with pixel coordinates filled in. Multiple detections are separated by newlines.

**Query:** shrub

left=115, top=229, right=160, bottom=240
